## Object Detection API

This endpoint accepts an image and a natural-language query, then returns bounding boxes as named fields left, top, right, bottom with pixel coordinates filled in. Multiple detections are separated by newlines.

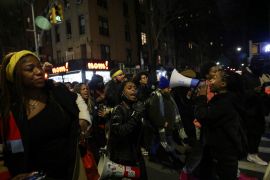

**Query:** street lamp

left=236, top=47, right=242, bottom=52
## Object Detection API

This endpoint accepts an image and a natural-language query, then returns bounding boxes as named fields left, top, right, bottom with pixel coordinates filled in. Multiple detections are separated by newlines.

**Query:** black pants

left=199, top=146, right=238, bottom=180
left=247, top=133, right=262, bottom=154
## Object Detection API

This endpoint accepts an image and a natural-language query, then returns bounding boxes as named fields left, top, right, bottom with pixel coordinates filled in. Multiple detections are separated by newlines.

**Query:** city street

left=239, top=132, right=270, bottom=179
left=144, top=126, right=270, bottom=179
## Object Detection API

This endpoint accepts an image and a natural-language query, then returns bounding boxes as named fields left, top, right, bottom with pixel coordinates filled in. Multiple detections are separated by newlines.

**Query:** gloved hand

left=132, top=101, right=145, bottom=114
left=159, top=129, right=173, bottom=152
left=131, top=101, right=145, bottom=121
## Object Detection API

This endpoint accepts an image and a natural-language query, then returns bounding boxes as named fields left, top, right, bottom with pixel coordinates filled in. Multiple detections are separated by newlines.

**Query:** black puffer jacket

left=194, top=93, right=242, bottom=158
left=108, top=103, right=142, bottom=166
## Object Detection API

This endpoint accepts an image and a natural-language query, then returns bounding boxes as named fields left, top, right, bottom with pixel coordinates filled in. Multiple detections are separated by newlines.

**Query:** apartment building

left=51, top=0, right=138, bottom=68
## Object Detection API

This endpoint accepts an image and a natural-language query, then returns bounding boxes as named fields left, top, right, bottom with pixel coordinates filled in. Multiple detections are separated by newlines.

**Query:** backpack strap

left=151, top=90, right=165, bottom=118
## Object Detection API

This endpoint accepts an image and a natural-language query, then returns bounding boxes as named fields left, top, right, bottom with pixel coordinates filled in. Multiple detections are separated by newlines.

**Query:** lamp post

left=31, top=1, right=38, bottom=56
left=24, top=0, right=39, bottom=56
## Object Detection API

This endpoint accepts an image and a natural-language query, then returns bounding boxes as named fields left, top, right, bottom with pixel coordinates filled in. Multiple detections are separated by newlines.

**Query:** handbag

left=79, top=132, right=100, bottom=180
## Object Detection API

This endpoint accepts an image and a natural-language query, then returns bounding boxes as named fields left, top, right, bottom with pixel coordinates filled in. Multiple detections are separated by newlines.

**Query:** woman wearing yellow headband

left=0, top=50, right=88, bottom=179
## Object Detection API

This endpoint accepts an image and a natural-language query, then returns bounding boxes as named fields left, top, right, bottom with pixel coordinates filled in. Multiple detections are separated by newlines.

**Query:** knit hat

left=6, top=50, right=39, bottom=82
left=110, top=68, right=124, bottom=78
left=180, top=69, right=196, bottom=78
left=89, top=74, right=104, bottom=90
left=159, top=76, right=170, bottom=89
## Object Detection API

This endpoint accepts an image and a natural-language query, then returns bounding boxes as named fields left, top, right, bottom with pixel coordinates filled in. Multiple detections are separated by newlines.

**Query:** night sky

left=215, top=0, right=270, bottom=43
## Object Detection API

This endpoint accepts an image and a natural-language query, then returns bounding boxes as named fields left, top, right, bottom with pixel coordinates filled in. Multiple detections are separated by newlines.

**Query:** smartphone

left=24, top=171, right=46, bottom=180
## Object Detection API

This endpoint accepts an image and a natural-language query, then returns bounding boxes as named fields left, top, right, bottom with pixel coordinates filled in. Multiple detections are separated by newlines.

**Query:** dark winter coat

left=241, top=68, right=265, bottom=135
left=104, top=80, right=122, bottom=107
left=172, top=87, right=196, bottom=143
left=137, top=85, right=152, bottom=102
left=194, top=93, right=242, bottom=159
left=148, top=91, right=178, bottom=135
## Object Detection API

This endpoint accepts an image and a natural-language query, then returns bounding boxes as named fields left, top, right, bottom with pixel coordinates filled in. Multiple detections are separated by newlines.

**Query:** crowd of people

left=0, top=50, right=270, bottom=180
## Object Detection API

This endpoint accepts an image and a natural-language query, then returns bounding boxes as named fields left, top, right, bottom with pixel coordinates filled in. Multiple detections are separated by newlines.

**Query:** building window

left=63, top=0, right=70, bottom=8
left=44, top=31, right=50, bottom=45
left=66, top=48, right=74, bottom=61
left=55, top=25, right=60, bottom=43
left=75, top=0, right=83, bottom=5
left=97, top=0, right=107, bottom=9
left=99, top=16, right=109, bottom=36
left=126, top=49, right=132, bottom=64
left=125, top=21, right=131, bottom=41
left=100, top=44, right=110, bottom=59
left=140, top=12, right=145, bottom=24
left=123, top=1, right=128, bottom=17
left=141, top=32, right=147, bottom=45
left=57, top=50, right=61, bottom=62
left=78, top=15, right=85, bottom=35
left=66, top=19, right=72, bottom=39
left=81, top=44, right=87, bottom=59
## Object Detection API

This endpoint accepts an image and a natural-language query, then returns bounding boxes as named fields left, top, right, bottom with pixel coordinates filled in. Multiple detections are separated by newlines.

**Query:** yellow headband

left=6, top=50, right=39, bottom=82
left=111, top=70, right=124, bottom=78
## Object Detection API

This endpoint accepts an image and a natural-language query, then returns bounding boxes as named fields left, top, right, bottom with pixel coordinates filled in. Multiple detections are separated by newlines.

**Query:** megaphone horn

left=98, top=153, right=141, bottom=180
left=170, top=69, right=200, bottom=88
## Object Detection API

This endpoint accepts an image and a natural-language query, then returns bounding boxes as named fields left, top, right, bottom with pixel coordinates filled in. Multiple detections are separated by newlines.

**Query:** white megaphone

left=98, top=153, right=141, bottom=180
left=170, top=69, right=200, bottom=88
left=35, top=16, right=52, bottom=30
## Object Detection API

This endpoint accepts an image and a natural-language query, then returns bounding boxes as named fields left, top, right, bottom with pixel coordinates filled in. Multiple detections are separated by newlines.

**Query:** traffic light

left=55, top=4, right=64, bottom=23
left=49, top=7, right=56, bottom=24
left=49, top=3, right=63, bottom=25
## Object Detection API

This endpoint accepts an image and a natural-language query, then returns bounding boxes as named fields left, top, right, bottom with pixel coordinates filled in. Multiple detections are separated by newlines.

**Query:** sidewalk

left=239, top=128, right=270, bottom=179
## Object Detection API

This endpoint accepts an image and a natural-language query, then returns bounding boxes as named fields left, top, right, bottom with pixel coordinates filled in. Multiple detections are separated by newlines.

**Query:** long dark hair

left=0, top=54, right=32, bottom=138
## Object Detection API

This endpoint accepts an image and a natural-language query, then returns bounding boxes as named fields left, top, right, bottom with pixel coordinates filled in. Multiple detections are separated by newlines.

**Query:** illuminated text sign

left=87, top=61, right=109, bottom=70
left=52, top=62, right=69, bottom=74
